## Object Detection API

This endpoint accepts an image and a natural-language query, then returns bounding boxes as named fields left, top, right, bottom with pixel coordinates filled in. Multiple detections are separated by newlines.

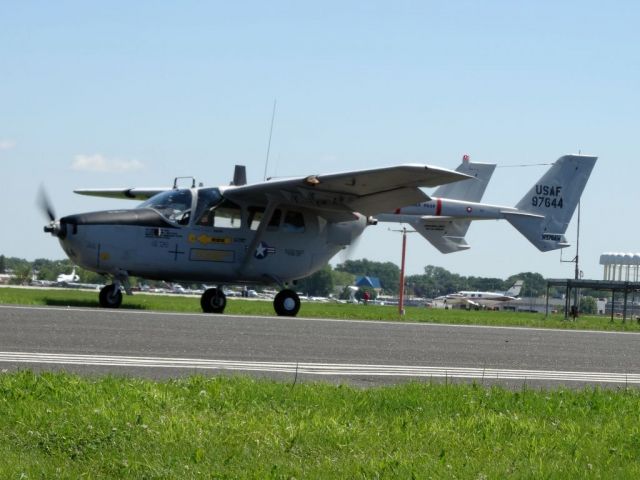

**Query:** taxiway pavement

left=1, top=305, right=638, bottom=388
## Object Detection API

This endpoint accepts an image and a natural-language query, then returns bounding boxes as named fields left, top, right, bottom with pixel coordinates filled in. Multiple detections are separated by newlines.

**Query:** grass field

left=2, top=371, right=640, bottom=478
left=1, top=286, right=638, bottom=331
left=3, top=286, right=640, bottom=477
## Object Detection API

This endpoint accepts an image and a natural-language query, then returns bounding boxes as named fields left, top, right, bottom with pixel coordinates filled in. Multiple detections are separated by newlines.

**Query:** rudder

left=505, top=154, right=597, bottom=251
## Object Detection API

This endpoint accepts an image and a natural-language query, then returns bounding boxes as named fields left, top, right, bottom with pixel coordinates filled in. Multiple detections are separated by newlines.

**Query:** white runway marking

left=1, top=351, right=639, bottom=384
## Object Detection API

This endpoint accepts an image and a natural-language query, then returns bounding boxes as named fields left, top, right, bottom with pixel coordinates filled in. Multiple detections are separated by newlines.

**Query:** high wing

left=223, top=164, right=471, bottom=220
left=74, top=187, right=170, bottom=200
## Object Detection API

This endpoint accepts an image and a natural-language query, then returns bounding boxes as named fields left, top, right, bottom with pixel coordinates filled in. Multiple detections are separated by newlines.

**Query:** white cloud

left=71, top=154, right=144, bottom=173
left=0, top=139, right=16, bottom=151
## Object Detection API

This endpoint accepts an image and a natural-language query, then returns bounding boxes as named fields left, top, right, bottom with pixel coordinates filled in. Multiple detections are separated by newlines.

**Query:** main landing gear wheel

left=201, top=288, right=227, bottom=313
left=99, top=284, right=122, bottom=308
left=273, top=289, right=300, bottom=317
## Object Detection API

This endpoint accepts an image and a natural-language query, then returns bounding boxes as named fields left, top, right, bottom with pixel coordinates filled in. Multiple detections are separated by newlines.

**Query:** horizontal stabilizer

left=411, top=219, right=472, bottom=253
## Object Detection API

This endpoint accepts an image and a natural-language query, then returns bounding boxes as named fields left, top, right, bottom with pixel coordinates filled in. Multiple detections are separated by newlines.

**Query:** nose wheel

left=201, top=288, right=227, bottom=313
left=99, top=284, right=122, bottom=308
left=273, top=289, right=300, bottom=316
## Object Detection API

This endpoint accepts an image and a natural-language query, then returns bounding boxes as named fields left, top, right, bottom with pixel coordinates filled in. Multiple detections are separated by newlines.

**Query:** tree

left=355, top=287, right=377, bottom=302
left=336, top=259, right=400, bottom=294
left=421, top=265, right=467, bottom=295
left=296, top=265, right=334, bottom=297
left=331, top=269, right=355, bottom=289
left=506, top=272, right=547, bottom=297
left=466, top=276, right=506, bottom=292
left=10, top=263, right=32, bottom=285
left=0, top=255, right=5, bottom=273
left=580, top=296, right=597, bottom=314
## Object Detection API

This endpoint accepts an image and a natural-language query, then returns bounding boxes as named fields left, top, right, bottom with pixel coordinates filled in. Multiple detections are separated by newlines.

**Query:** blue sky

left=2, top=1, right=638, bottom=279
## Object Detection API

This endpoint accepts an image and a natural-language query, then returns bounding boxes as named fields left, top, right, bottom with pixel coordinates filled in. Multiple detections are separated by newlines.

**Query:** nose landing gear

left=98, top=271, right=130, bottom=309
left=99, top=284, right=122, bottom=308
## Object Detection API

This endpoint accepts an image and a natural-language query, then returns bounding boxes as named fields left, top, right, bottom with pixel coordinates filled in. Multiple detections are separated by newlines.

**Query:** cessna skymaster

left=42, top=163, right=470, bottom=316
left=376, top=154, right=597, bottom=253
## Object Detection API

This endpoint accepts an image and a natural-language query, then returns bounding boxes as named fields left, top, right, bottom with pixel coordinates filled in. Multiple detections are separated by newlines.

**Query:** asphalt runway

left=1, top=304, right=639, bottom=389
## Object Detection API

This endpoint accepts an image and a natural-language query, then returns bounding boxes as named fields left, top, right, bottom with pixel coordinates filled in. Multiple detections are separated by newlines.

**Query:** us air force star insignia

left=254, top=241, right=275, bottom=259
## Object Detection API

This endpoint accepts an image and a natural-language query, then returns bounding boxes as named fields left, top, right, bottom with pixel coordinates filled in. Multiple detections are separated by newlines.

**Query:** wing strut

left=236, top=199, right=279, bottom=277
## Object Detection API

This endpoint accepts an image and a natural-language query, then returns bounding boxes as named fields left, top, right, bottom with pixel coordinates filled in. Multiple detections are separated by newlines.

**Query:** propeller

left=37, top=185, right=56, bottom=222
left=38, top=186, right=65, bottom=237
left=338, top=214, right=375, bottom=263
left=339, top=232, right=363, bottom=263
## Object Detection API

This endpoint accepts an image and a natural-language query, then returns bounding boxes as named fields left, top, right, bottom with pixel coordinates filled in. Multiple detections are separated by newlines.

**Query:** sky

left=1, top=1, right=639, bottom=280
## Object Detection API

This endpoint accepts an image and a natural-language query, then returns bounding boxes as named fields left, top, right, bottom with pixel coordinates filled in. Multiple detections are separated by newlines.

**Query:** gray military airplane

left=376, top=154, right=597, bottom=253
left=42, top=163, right=470, bottom=316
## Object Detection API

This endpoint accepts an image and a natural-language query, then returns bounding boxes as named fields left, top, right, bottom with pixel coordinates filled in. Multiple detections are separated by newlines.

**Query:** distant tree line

left=1, top=254, right=584, bottom=301
left=297, top=258, right=554, bottom=298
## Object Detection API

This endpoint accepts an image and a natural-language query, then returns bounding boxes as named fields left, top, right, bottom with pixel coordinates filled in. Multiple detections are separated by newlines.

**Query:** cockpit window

left=138, top=189, right=193, bottom=225
left=193, top=188, right=223, bottom=226
left=193, top=188, right=241, bottom=229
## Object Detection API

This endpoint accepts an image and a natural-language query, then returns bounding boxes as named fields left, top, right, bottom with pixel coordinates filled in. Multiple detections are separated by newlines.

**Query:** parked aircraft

left=41, top=164, right=469, bottom=316
left=56, top=267, right=79, bottom=283
left=376, top=154, right=597, bottom=253
left=437, top=280, right=524, bottom=309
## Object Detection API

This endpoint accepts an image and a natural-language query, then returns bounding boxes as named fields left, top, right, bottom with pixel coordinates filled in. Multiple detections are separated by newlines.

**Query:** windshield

left=137, top=189, right=193, bottom=224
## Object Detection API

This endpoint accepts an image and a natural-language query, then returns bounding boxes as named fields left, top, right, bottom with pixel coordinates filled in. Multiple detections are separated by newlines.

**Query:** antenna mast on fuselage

left=263, top=99, right=277, bottom=181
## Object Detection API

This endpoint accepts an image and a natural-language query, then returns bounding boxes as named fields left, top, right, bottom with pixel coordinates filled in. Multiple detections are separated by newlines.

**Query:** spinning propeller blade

left=37, top=186, right=56, bottom=222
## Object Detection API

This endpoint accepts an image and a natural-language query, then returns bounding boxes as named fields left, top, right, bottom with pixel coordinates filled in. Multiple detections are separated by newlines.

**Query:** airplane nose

left=43, top=221, right=67, bottom=239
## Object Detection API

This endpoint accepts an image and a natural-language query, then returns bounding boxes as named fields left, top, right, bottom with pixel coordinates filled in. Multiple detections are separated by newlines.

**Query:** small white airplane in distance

left=437, top=280, right=524, bottom=309
left=56, top=267, right=80, bottom=283
left=42, top=163, right=469, bottom=316
left=376, top=154, right=597, bottom=253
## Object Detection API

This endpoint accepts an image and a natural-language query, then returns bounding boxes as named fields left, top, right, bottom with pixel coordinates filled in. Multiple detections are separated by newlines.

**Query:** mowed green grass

left=2, top=371, right=640, bottom=478
left=3, top=287, right=640, bottom=477
left=1, top=286, right=638, bottom=331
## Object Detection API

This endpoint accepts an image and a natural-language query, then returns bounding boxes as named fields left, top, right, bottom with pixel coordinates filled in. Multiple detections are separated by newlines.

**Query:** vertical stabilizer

left=505, top=280, right=523, bottom=297
left=504, top=154, right=597, bottom=251
left=433, top=155, right=496, bottom=202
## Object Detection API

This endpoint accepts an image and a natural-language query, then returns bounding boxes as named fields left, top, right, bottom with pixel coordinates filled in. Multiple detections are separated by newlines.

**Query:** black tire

left=99, top=284, right=122, bottom=308
left=201, top=288, right=227, bottom=313
left=273, top=289, right=300, bottom=317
